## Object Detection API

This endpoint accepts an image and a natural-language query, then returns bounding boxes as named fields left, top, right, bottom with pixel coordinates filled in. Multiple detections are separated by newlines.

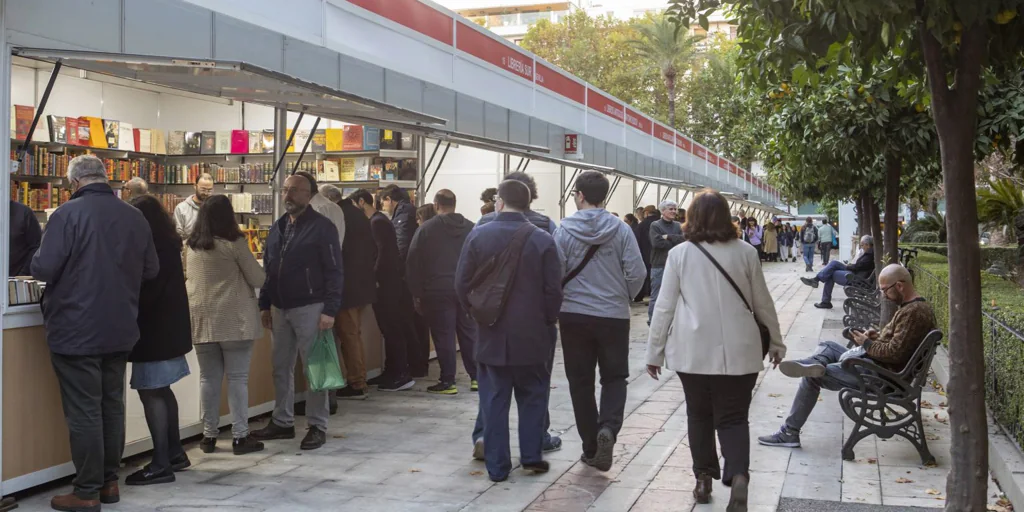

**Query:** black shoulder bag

left=562, top=245, right=600, bottom=288
left=690, top=242, right=771, bottom=359
left=466, top=223, right=537, bottom=326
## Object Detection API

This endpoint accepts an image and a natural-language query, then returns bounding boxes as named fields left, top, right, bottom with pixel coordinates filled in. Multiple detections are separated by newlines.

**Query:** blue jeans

left=648, top=267, right=666, bottom=324
left=423, top=293, right=478, bottom=383
left=478, top=363, right=549, bottom=480
left=816, top=261, right=852, bottom=304
left=802, top=243, right=816, bottom=267
left=783, top=341, right=863, bottom=432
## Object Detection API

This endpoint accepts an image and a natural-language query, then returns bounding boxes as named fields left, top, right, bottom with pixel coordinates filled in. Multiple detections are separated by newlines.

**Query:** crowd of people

left=10, top=152, right=936, bottom=512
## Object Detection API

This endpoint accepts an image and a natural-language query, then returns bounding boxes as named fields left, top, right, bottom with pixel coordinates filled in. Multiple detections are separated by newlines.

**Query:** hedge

left=911, top=250, right=1024, bottom=449
left=905, top=243, right=1019, bottom=273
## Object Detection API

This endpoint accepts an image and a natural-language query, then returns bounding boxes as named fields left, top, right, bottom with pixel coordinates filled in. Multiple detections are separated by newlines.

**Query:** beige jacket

left=185, top=238, right=266, bottom=344
left=646, top=240, right=785, bottom=375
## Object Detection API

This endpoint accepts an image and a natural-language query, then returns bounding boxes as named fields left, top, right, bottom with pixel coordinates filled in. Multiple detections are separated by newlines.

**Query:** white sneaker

left=778, top=361, right=826, bottom=378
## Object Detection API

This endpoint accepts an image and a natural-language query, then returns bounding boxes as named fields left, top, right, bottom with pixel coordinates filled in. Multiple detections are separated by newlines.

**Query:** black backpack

left=466, top=223, right=536, bottom=326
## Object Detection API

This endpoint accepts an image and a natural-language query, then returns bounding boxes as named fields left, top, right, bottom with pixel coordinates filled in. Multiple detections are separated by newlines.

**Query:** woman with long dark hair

left=186, top=195, right=266, bottom=455
left=126, top=195, right=193, bottom=485
left=645, top=190, right=784, bottom=512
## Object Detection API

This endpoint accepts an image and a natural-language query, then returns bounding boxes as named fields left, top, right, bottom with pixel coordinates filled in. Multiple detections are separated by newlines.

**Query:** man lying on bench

left=759, top=264, right=936, bottom=448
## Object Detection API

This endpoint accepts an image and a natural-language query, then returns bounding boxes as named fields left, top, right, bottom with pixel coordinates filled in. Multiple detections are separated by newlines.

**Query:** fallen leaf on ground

left=895, top=477, right=914, bottom=483
left=926, top=433, right=941, bottom=441
left=867, top=458, right=877, bottom=464
left=934, top=412, right=949, bottom=424
left=409, top=469, right=421, bottom=473
left=939, top=401, right=948, bottom=408
left=924, top=461, right=939, bottom=468
left=332, top=434, right=346, bottom=439
left=921, top=400, right=933, bottom=408
left=470, top=470, right=484, bottom=476
left=768, top=393, right=782, bottom=398
left=817, top=397, right=823, bottom=402
left=926, top=489, right=942, bottom=495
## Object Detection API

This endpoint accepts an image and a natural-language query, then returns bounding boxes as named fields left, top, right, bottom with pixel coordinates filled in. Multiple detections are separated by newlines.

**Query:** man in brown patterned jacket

left=758, top=264, right=936, bottom=448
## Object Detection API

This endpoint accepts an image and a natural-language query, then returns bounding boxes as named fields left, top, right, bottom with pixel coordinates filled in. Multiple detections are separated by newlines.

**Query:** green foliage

left=977, top=178, right=1024, bottom=239
left=907, top=243, right=1018, bottom=271
left=627, top=16, right=703, bottom=127
left=903, top=230, right=940, bottom=243
left=905, top=214, right=947, bottom=242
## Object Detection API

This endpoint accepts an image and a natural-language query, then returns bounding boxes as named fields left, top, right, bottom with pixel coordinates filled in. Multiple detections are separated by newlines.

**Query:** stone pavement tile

left=335, top=458, right=433, bottom=484
left=662, top=444, right=693, bottom=468
left=876, top=438, right=950, bottom=468
left=750, top=445, right=792, bottom=473
left=337, top=495, right=463, bottom=512
left=882, top=495, right=949, bottom=509
left=633, top=400, right=682, bottom=417
left=878, top=465, right=948, bottom=498
left=308, top=480, right=424, bottom=501
left=647, top=429, right=687, bottom=447
left=647, top=388, right=686, bottom=403
left=647, top=465, right=696, bottom=491
left=508, top=457, right=578, bottom=484
left=587, top=484, right=646, bottom=511
left=525, top=480, right=607, bottom=511
left=610, top=463, right=661, bottom=488
left=461, top=482, right=551, bottom=512
left=629, top=489, right=695, bottom=512
left=781, top=472, right=842, bottom=501
left=383, top=471, right=496, bottom=494
left=629, top=442, right=676, bottom=467
left=144, top=497, right=271, bottom=511
left=621, top=414, right=668, bottom=430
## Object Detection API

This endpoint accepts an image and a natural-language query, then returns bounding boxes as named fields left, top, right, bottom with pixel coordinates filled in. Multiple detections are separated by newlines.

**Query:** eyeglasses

left=880, top=281, right=903, bottom=294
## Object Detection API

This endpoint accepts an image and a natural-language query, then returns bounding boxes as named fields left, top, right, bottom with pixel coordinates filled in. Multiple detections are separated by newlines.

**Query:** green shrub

left=905, top=243, right=1019, bottom=273
left=903, top=231, right=939, bottom=244
left=911, top=251, right=1024, bottom=448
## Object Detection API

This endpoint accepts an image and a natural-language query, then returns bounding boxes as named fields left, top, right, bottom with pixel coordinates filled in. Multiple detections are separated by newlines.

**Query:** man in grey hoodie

left=554, top=171, right=646, bottom=471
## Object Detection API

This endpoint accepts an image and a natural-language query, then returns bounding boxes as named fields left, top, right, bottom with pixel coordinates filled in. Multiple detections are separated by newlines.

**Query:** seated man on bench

left=800, top=235, right=875, bottom=309
left=759, top=264, right=936, bottom=448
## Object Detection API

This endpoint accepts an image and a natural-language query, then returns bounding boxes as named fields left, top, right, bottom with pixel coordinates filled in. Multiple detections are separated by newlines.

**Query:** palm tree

left=628, top=16, right=703, bottom=128
left=977, top=178, right=1024, bottom=241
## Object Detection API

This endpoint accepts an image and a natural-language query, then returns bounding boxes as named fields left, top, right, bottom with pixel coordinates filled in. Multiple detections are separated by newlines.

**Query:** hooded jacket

left=406, top=212, right=475, bottom=298
left=173, top=196, right=201, bottom=239
left=554, top=208, right=646, bottom=320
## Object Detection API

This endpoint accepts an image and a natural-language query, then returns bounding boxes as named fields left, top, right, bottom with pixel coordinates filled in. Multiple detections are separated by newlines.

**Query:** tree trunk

left=920, top=21, right=988, bottom=511
left=884, top=155, right=901, bottom=265
left=910, top=202, right=920, bottom=223
left=867, top=194, right=884, bottom=278
left=665, top=72, right=676, bottom=128
left=855, top=193, right=867, bottom=237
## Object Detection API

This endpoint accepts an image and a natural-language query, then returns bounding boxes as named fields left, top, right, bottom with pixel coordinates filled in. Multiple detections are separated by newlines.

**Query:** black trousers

left=560, top=313, right=631, bottom=457
left=374, top=281, right=419, bottom=381
left=50, top=352, right=128, bottom=500
left=678, top=372, right=758, bottom=485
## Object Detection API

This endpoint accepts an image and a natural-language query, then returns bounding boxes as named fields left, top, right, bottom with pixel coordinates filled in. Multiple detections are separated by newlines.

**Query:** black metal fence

left=914, top=264, right=1024, bottom=449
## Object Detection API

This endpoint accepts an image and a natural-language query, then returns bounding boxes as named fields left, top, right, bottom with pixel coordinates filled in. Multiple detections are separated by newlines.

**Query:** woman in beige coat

left=645, top=190, right=785, bottom=512
left=186, top=195, right=266, bottom=456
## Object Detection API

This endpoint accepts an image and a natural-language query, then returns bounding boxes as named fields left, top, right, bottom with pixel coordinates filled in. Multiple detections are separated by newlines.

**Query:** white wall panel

left=125, top=0, right=213, bottom=58
left=100, top=83, right=160, bottom=129
left=653, top=141, right=674, bottom=163
left=453, top=58, right=533, bottom=117
left=422, top=142, right=500, bottom=223
left=534, top=90, right=585, bottom=135
left=39, top=75, right=103, bottom=120
left=606, top=177, right=633, bottom=218
left=10, top=66, right=36, bottom=107
left=625, top=129, right=650, bottom=155
left=525, top=161, right=561, bottom=222
left=586, top=115, right=623, bottom=150
left=160, top=95, right=241, bottom=132
left=184, top=0, right=323, bottom=46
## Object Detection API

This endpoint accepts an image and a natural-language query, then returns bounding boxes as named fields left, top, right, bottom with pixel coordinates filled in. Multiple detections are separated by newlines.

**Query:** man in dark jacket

left=634, top=206, right=659, bottom=301
left=455, top=179, right=563, bottom=482
left=407, top=189, right=477, bottom=395
left=31, top=155, right=159, bottom=510
left=380, top=184, right=429, bottom=376
left=351, top=189, right=417, bottom=392
left=252, top=175, right=343, bottom=451
left=9, top=199, right=41, bottom=276
left=647, top=200, right=685, bottom=324
left=322, top=184, right=376, bottom=401
left=801, top=235, right=875, bottom=308
left=471, top=171, right=562, bottom=454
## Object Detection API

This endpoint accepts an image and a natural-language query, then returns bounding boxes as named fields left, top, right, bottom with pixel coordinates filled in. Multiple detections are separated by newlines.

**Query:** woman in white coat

left=646, top=190, right=786, bottom=512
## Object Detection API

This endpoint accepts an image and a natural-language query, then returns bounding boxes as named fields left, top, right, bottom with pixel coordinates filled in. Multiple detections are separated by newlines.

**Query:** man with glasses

left=799, top=235, right=875, bottom=309
left=758, top=264, right=935, bottom=448
left=173, top=173, right=214, bottom=238
left=252, top=174, right=343, bottom=451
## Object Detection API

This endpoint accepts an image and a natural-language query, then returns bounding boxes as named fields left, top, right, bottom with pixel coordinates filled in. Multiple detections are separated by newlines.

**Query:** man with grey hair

left=647, top=199, right=685, bottom=324
left=173, top=173, right=214, bottom=238
left=32, top=154, right=159, bottom=510
left=122, top=176, right=149, bottom=202
left=800, top=234, right=875, bottom=308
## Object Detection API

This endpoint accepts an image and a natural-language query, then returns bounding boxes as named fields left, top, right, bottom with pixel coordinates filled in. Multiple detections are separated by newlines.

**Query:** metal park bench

left=843, top=296, right=880, bottom=330
left=837, top=329, right=943, bottom=465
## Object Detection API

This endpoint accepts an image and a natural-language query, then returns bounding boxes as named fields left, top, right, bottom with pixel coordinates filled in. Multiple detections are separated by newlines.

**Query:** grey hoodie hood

left=559, top=208, right=624, bottom=245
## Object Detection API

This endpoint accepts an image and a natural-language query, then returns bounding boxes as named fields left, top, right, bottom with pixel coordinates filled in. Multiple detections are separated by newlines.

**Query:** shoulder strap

left=690, top=242, right=754, bottom=315
left=562, top=244, right=600, bottom=288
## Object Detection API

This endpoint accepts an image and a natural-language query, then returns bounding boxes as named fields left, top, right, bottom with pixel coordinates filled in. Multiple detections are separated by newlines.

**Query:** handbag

left=690, top=242, right=771, bottom=359
left=305, top=329, right=347, bottom=392
left=562, top=244, right=601, bottom=288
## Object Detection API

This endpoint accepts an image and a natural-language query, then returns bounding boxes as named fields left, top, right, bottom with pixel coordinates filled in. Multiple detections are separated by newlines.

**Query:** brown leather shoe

left=100, top=481, right=119, bottom=504
left=693, top=473, right=713, bottom=504
left=50, top=493, right=100, bottom=512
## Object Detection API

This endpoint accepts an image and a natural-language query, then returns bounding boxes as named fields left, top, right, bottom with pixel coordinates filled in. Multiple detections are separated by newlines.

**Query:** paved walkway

left=14, top=261, right=1008, bottom=511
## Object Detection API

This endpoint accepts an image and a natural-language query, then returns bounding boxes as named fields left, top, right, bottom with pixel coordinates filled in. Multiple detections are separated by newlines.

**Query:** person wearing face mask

left=31, top=155, right=159, bottom=510
left=250, top=175, right=343, bottom=451
left=173, top=173, right=215, bottom=239
left=759, top=264, right=935, bottom=450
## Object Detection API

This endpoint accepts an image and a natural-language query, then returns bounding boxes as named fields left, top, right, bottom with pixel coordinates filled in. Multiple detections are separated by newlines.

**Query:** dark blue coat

left=477, top=209, right=556, bottom=234
left=9, top=200, right=41, bottom=276
left=455, top=212, right=563, bottom=367
left=259, top=207, right=344, bottom=315
left=31, top=183, right=159, bottom=356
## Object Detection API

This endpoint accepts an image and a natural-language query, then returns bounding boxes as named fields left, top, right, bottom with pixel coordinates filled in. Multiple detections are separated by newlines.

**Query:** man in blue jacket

left=32, top=155, right=159, bottom=510
left=555, top=171, right=646, bottom=471
left=252, top=174, right=343, bottom=451
left=471, top=171, right=563, bottom=455
left=455, top=179, right=563, bottom=482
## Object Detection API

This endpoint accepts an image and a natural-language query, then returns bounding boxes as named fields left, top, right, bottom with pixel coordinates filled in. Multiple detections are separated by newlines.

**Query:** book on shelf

left=342, top=125, right=363, bottom=151
left=289, top=129, right=310, bottom=153
left=311, top=129, right=327, bottom=152
left=118, top=122, right=135, bottom=151
left=184, top=132, right=202, bottom=155
left=215, top=131, right=231, bottom=154
left=199, top=131, right=215, bottom=154
left=103, top=119, right=119, bottom=149
left=319, top=160, right=339, bottom=182
left=338, top=158, right=356, bottom=182
left=325, top=128, right=344, bottom=151
left=14, top=105, right=34, bottom=140
left=261, top=130, right=275, bottom=153
left=167, top=131, right=185, bottom=155
left=400, top=132, right=414, bottom=150
left=379, top=129, right=397, bottom=150
left=231, top=130, right=248, bottom=153
left=83, top=117, right=106, bottom=148
left=132, top=128, right=142, bottom=153
left=7, top=277, right=45, bottom=306
left=151, top=129, right=167, bottom=154
left=369, top=163, right=382, bottom=180
left=363, top=127, right=380, bottom=151
left=47, top=115, right=67, bottom=143
left=138, top=129, right=151, bottom=153
left=248, top=131, right=262, bottom=153
left=65, top=117, right=80, bottom=146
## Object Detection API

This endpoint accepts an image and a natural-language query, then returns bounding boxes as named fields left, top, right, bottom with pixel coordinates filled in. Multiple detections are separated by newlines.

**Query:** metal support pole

left=289, top=116, right=321, bottom=176
left=634, top=182, right=650, bottom=209
left=560, top=165, right=566, bottom=219
left=679, top=190, right=692, bottom=209
left=17, top=60, right=62, bottom=163
left=514, top=157, right=526, bottom=172
left=502, top=154, right=511, bottom=177
left=607, top=176, right=622, bottom=204
left=521, top=159, right=530, bottom=173
left=269, top=111, right=303, bottom=184
left=560, top=168, right=581, bottom=206
left=272, top=108, right=288, bottom=219
left=661, top=186, right=673, bottom=203
left=422, top=139, right=441, bottom=182
left=424, top=142, right=451, bottom=195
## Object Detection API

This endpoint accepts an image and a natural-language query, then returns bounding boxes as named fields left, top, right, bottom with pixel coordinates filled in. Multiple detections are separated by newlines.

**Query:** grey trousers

left=784, top=340, right=863, bottom=432
left=271, top=303, right=329, bottom=430
left=196, top=340, right=254, bottom=438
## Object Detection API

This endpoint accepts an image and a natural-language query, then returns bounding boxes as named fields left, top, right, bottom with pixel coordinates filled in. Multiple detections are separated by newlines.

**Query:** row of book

left=227, top=193, right=274, bottom=215
left=7, top=277, right=45, bottom=306
left=10, top=182, right=71, bottom=211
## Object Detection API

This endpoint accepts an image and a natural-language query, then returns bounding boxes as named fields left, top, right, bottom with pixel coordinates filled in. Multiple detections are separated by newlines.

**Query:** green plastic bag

left=305, top=329, right=346, bottom=392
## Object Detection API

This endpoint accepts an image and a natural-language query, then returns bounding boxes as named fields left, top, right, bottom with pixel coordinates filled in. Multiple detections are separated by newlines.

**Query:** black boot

left=251, top=421, right=296, bottom=441
left=233, top=436, right=265, bottom=455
